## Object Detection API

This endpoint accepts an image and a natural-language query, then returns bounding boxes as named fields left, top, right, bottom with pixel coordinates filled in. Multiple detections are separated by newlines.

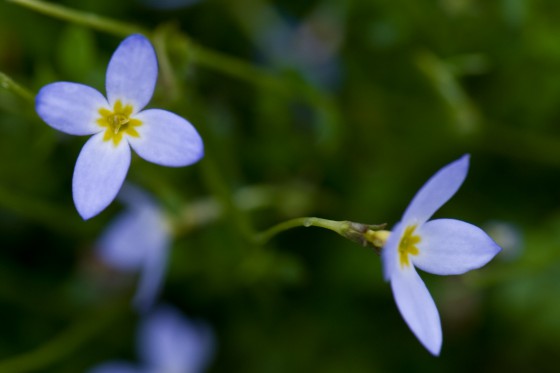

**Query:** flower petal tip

left=391, top=267, right=442, bottom=357
left=35, top=82, right=108, bottom=136
left=446, top=153, right=470, bottom=179
left=188, top=141, right=205, bottom=165
left=74, top=192, right=110, bottom=221
left=457, top=153, right=470, bottom=170
left=428, top=343, right=442, bottom=357
left=77, top=208, right=96, bottom=221
left=106, top=33, right=158, bottom=111
left=74, top=191, right=119, bottom=221
left=487, top=240, right=503, bottom=262
left=117, top=34, right=154, bottom=55
left=128, top=109, right=205, bottom=167
left=120, top=34, right=154, bottom=57
left=415, top=321, right=442, bottom=357
left=125, top=33, right=151, bottom=43
left=402, top=154, right=472, bottom=225
left=72, top=133, right=131, bottom=221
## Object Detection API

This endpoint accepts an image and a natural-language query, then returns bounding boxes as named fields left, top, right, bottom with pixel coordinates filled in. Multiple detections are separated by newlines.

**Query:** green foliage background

left=0, top=0, right=558, bottom=371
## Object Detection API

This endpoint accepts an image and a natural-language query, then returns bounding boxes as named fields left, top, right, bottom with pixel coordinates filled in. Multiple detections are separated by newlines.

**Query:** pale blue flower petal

left=128, top=109, right=204, bottom=167
left=381, top=221, right=405, bottom=281
left=131, top=212, right=170, bottom=311
left=413, top=219, right=502, bottom=275
left=138, top=305, right=214, bottom=373
left=97, top=184, right=164, bottom=271
left=97, top=184, right=170, bottom=309
left=73, top=132, right=131, bottom=220
left=132, top=244, right=168, bottom=312
left=97, top=210, right=148, bottom=271
left=36, top=82, right=108, bottom=135
left=391, top=265, right=442, bottom=356
left=87, top=361, right=141, bottom=373
left=402, top=154, right=470, bottom=226
left=118, top=183, right=160, bottom=209
left=106, top=34, right=158, bottom=112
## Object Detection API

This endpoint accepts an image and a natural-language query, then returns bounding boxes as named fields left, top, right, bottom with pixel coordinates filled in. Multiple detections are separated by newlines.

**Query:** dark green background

left=0, top=0, right=558, bottom=372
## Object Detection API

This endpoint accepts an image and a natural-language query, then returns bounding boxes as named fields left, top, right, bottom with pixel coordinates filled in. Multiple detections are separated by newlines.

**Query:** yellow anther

left=398, top=225, right=421, bottom=268
left=97, top=100, right=142, bottom=145
left=108, top=114, right=130, bottom=134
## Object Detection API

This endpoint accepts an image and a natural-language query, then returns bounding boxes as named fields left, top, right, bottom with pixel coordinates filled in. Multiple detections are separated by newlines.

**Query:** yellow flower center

left=97, top=100, right=142, bottom=145
left=398, top=225, right=421, bottom=268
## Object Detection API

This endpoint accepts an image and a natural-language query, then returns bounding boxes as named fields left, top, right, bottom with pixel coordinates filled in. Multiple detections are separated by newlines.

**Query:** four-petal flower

left=381, top=154, right=501, bottom=355
left=36, top=34, right=204, bottom=220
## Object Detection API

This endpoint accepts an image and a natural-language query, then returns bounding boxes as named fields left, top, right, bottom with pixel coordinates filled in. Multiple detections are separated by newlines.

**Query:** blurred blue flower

left=97, top=185, right=170, bottom=311
left=89, top=305, right=214, bottom=373
left=381, top=155, right=501, bottom=355
left=484, top=220, right=523, bottom=261
left=36, top=34, right=204, bottom=220
left=139, top=0, right=202, bottom=10
left=255, top=4, right=344, bottom=88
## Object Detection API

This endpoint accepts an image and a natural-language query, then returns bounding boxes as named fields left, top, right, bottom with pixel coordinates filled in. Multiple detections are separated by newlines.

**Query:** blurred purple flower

left=97, top=185, right=170, bottom=311
left=89, top=305, right=214, bottom=373
left=36, top=34, right=204, bottom=220
left=89, top=362, right=139, bottom=373
left=139, top=0, right=202, bottom=10
left=256, top=4, right=344, bottom=88
left=382, top=155, right=501, bottom=355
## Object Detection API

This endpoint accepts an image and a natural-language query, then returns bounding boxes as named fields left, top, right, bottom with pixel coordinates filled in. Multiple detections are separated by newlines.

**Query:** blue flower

left=36, top=34, right=204, bottom=220
left=256, top=5, right=342, bottom=88
left=89, top=305, right=214, bottom=373
left=381, top=155, right=501, bottom=355
left=97, top=184, right=170, bottom=311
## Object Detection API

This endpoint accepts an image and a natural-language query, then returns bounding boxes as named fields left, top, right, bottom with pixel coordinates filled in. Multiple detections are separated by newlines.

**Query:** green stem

left=191, top=41, right=287, bottom=93
left=0, top=71, right=34, bottom=102
left=7, top=0, right=280, bottom=90
left=8, top=1, right=334, bottom=104
left=170, top=183, right=318, bottom=236
left=415, top=50, right=480, bottom=134
left=0, top=301, right=128, bottom=373
left=152, top=24, right=181, bottom=103
left=8, top=0, right=342, bottom=151
left=253, top=217, right=346, bottom=245
left=6, top=0, right=148, bottom=37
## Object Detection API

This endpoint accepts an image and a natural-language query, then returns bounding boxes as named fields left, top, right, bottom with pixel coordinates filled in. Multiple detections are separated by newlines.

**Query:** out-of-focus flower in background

left=232, top=2, right=345, bottom=88
left=96, top=184, right=171, bottom=311
left=139, top=0, right=202, bottom=10
left=36, top=34, right=204, bottom=220
left=263, top=9, right=343, bottom=88
left=484, top=220, right=523, bottom=261
left=381, top=155, right=501, bottom=355
left=89, top=304, right=214, bottom=373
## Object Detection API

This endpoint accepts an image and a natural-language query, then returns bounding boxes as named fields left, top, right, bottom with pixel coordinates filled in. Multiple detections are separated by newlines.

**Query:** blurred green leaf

left=56, top=26, right=97, bottom=81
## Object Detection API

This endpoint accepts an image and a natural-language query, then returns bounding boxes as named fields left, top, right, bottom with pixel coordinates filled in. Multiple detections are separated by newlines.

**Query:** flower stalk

left=253, top=216, right=388, bottom=251
left=6, top=0, right=146, bottom=37
left=0, top=71, right=34, bottom=102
